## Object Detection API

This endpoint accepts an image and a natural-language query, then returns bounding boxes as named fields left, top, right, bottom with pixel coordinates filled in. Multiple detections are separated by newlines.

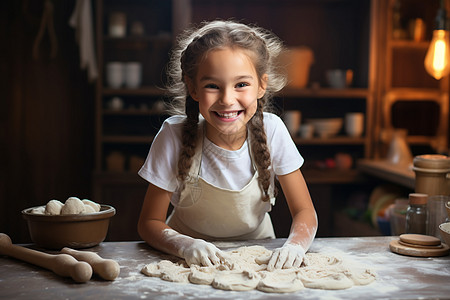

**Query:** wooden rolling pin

left=61, top=247, right=120, bottom=280
left=0, top=233, right=92, bottom=283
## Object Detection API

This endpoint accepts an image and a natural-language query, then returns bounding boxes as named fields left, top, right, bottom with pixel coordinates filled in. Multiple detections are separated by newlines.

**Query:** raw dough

left=31, top=206, right=45, bottom=214
left=82, top=199, right=101, bottom=212
left=141, top=245, right=376, bottom=293
left=45, top=200, right=64, bottom=215
left=61, top=197, right=86, bottom=215
left=31, top=197, right=101, bottom=215
left=257, top=270, right=304, bottom=293
left=83, top=204, right=96, bottom=214
left=212, top=270, right=259, bottom=291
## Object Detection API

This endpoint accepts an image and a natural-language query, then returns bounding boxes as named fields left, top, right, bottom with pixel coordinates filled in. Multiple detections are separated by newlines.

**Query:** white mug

left=124, top=62, right=142, bottom=88
left=106, top=62, right=124, bottom=88
left=283, top=111, right=301, bottom=136
left=345, top=112, right=364, bottom=137
left=300, top=123, right=314, bottom=139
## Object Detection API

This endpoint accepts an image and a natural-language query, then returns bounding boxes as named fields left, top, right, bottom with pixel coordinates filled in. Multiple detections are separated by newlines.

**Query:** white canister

left=109, top=12, right=126, bottom=38
left=106, top=62, right=124, bottom=88
left=124, top=62, right=142, bottom=88
left=345, top=112, right=364, bottom=137
left=283, top=111, right=301, bottom=136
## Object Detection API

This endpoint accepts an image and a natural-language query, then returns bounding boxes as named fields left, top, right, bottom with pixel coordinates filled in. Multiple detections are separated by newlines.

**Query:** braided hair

left=165, top=20, right=287, bottom=201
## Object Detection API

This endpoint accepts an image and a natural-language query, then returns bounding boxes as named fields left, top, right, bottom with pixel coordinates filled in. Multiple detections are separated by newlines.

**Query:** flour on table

left=141, top=245, right=376, bottom=293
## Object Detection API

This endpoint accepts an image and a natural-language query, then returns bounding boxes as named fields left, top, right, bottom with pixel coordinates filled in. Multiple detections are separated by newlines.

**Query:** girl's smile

left=187, top=47, right=267, bottom=150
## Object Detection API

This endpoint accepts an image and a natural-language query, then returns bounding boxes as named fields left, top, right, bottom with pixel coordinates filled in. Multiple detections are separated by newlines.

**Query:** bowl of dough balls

left=22, top=197, right=115, bottom=250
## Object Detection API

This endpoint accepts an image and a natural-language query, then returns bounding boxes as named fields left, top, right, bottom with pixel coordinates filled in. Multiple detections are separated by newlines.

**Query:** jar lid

left=409, top=193, right=428, bottom=205
left=413, top=154, right=450, bottom=169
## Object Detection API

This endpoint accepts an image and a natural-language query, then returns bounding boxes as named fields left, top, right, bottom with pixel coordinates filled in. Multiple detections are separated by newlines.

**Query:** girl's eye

left=205, top=83, right=219, bottom=89
left=236, top=82, right=249, bottom=88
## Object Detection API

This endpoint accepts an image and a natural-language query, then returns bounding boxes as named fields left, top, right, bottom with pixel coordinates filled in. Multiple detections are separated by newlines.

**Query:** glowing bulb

left=424, top=30, right=450, bottom=80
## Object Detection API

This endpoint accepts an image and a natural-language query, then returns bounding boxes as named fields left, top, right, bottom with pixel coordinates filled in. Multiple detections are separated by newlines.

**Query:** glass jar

left=405, top=193, right=428, bottom=234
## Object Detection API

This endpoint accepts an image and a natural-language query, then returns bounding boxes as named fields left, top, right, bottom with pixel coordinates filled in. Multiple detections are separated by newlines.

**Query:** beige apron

left=167, top=124, right=275, bottom=241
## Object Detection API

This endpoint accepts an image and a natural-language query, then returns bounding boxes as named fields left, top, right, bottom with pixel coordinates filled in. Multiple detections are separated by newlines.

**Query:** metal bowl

left=22, top=205, right=115, bottom=250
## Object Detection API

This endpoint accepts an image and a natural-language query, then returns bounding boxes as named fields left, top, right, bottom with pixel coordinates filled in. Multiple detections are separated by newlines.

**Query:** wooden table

left=1, top=237, right=449, bottom=299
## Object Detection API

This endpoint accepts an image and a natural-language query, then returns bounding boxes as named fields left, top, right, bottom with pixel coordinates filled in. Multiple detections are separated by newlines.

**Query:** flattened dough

left=141, top=245, right=376, bottom=293
left=212, top=270, right=259, bottom=291
left=257, top=270, right=304, bottom=293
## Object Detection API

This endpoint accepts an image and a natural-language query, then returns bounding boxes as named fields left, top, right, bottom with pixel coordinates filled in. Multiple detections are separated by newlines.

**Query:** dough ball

left=61, top=197, right=86, bottom=215
left=45, top=200, right=64, bottom=215
left=83, top=204, right=96, bottom=214
left=82, top=199, right=101, bottom=212
left=31, top=206, right=45, bottom=215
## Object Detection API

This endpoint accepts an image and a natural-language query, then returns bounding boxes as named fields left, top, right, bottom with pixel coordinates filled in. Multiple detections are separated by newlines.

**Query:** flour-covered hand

left=267, top=243, right=306, bottom=271
left=179, top=238, right=229, bottom=267
left=162, top=228, right=229, bottom=267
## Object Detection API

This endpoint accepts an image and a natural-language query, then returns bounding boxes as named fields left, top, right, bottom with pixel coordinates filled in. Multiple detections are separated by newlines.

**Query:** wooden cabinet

left=372, top=0, right=449, bottom=158
left=94, top=0, right=180, bottom=240
left=189, top=0, right=375, bottom=184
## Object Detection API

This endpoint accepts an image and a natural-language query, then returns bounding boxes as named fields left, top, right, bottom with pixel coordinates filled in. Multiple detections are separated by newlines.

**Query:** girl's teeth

left=218, top=112, right=238, bottom=118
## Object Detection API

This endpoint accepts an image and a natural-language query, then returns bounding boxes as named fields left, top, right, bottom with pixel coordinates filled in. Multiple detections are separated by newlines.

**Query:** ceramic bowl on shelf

left=306, top=118, right=343, bottom=138
left=22, top=205, right=116, bottom=250
left=439, top=222, right=450, bottom=246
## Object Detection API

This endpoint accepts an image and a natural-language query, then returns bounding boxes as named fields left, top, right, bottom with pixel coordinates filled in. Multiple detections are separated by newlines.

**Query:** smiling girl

left=137, top=20, right=317, bottom=270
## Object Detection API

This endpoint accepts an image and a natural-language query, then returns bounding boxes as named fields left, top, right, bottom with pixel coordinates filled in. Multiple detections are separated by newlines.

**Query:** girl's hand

left=162, top=229, right=229, bottom=267
left=179, top=238, right=229, bottom=267
left=267, top=243, right=306, bottom=271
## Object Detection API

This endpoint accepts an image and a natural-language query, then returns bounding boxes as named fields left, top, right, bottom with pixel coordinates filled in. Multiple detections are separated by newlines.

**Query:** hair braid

left=177, top=96, right=199, bottom=182
left=249, top=99, right=274, bottom=202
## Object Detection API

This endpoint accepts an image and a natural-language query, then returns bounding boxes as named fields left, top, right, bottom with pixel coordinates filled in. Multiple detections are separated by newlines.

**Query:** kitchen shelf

left=372, top=0, right=449, bottom=157
left=102, top=86, right=165, bottom=96
left=292, top=136, right=365, bottom=145
left=303, top=169, right=364, bottom=185
left=279, top=88, right=370, bottom=99
left=103, top=109, right=164, bottom=116
left=102, top=136, right=154, bottom=143
left=388, top=39, right=429, bottom=49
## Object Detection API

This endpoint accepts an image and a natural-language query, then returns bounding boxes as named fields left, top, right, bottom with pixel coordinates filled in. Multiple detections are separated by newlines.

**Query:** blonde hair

left=165, top=20, right=287, bottom=201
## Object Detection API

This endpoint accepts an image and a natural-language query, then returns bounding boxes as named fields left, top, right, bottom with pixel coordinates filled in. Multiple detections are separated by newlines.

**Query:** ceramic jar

left=413, top=154, right=450, bottom=196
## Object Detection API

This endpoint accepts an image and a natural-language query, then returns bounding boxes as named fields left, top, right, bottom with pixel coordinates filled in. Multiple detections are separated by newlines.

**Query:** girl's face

left=187, top=47, right=267, bottom=150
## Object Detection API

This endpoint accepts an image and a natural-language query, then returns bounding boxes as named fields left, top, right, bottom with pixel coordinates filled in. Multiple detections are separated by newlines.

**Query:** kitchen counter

left=1, top=237, right=449, bottom=299
left=357, top=159, right=415, bottom=189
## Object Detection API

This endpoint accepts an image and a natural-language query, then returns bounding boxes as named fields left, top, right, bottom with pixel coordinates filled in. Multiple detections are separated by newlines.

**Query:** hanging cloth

left=69, top=0, right=98, bottom=82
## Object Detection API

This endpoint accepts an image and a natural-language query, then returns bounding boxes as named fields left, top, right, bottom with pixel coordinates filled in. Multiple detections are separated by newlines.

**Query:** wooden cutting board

left=389, top=239, right=450, bottom=257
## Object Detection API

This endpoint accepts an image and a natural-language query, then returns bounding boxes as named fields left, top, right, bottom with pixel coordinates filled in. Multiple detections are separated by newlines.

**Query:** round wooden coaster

left=398, top=240, right=443, bottom=249
left=399, top=234, right=441, bottom=246
left=389, top=239, right=449, bottom=257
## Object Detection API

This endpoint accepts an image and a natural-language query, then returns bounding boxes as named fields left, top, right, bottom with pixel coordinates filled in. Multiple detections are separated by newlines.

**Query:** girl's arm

left=267, top=169, right=318, bottom=270
left=137, top=183, right=229, bottom=266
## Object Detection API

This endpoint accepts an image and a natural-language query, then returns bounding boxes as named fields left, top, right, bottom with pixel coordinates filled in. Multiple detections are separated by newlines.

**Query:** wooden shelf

left=102, top=135, right=154, bottom=143
left=103, top=34, right=171, bottom=43
left=103, top=109, right=164, bottom=116
left=278, top=88, right=369, bottom=98
left=357, top=159, right=415, bottom=189
left=102, top=86, right=166, bottom=96
left=388, top=39, right=429, bottom=49
left=303, top=169, right=364, bottom=184
left=293, top=136, right=365, bottom=145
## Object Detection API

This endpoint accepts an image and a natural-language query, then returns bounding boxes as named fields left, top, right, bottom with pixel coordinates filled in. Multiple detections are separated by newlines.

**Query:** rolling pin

left=0, top=233, right=92, bottom=283
left=61, top=247, right=120, bottom=280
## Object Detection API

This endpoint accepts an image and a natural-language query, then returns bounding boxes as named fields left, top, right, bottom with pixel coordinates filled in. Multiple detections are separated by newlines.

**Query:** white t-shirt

left=138, top=112, right=304, bottom=204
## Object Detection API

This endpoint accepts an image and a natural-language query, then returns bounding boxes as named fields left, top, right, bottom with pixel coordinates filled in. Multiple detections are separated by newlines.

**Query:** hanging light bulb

left=424, top=0, right=450, bottom=80
left=425, top=30, right=450, bottom=79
